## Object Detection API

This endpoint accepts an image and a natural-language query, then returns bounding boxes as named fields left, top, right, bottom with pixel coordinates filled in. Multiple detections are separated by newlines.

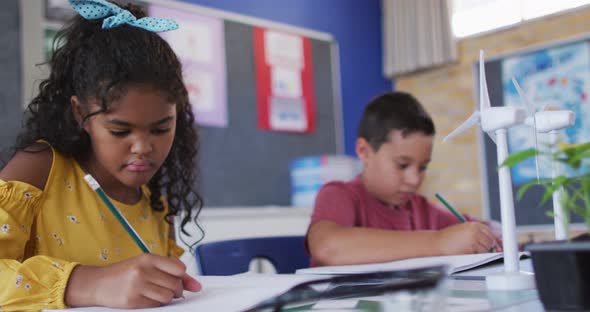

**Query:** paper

left=452, top=257, right=534, bottom=279
left=45, top=274, right=323, bottom=312
left=296, top=252, right=529, bottom=275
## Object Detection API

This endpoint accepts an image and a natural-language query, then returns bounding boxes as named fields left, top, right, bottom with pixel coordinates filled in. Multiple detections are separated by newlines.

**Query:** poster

left=253, top=27, right=316, bottom=133
left=149, top=4, right=228, bottom=128
left=502, top=41, right=590, bottom=184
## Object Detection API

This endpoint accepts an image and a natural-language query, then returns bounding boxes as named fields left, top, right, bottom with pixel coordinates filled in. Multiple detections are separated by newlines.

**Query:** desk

left=280, top=278, right=543, bottom=311
left=51, top=260, right=544, bottom=312
left=52, top=276, right=544, bottom=312
left=283, top=259, right=544, bottom=311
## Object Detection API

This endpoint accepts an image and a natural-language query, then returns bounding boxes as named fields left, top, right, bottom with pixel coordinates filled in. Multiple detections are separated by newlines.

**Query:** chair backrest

left=195, top=236, right=310, bottom=275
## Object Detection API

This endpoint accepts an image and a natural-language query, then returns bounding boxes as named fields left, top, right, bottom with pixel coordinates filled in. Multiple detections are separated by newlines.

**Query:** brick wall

left=395, top=7, right=590, bottom=227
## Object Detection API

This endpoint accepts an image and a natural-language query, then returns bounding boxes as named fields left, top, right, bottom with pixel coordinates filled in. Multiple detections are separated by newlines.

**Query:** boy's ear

left=70, top=96, right=84, bottom=128
left=356, top=137, right=371, bottom=162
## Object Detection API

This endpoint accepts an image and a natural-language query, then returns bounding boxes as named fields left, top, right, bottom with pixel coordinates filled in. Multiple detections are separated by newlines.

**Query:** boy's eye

left=151, top=128, right=171, bottom=135
left=419, top=165, right=429, bottom=172
left=110, top=130, right=130, bottom=137
left=397, top=163, right=409, bottom=170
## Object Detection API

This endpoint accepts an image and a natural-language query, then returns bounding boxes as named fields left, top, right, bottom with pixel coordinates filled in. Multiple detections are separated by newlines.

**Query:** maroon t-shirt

left=306, top=177, right=479, bottom=264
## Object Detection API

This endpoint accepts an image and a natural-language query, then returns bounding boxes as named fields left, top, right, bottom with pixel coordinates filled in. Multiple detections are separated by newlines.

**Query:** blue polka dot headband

left=68, top=0, right=179, bottom=32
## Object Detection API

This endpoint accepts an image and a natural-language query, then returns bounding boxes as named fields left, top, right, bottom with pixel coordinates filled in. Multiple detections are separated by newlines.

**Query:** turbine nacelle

left=523, top=110, right=575, bottom=133
left=481, top=106, right=527, bottom=133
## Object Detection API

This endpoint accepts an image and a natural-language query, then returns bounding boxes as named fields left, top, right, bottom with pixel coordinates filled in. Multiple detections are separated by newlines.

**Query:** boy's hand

left=483, top=219, right=503, bottom=252
left=436, top=222, right=501, bottom=255
left=65, top=253, right=202, bottom=308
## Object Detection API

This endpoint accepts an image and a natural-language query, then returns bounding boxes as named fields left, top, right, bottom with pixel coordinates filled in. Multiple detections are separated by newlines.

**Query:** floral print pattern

left=99, top=248, right=109, bottom=261
left=0, top=150, right=175, bottom=310
left=52, top=233, right=64, bottom=246
left=66, top=214, right=80, bottom=224
left=15, top=275, right=23, bottom=287
left=64, top=178, right=73, bottom=191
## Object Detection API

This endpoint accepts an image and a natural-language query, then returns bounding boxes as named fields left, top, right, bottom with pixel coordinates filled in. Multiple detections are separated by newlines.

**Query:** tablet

left=244, top=265, right=448, bottom=311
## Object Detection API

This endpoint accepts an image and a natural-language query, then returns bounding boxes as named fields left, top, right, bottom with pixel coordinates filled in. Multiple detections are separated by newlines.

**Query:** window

left=452, top=0, right=590, bottom=38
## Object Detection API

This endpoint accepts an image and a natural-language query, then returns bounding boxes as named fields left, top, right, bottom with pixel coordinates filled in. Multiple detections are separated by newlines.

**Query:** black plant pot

left=525, top=234, right=590, bottom=311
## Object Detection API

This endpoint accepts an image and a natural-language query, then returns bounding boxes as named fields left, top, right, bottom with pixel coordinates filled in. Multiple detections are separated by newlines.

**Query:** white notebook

left=296, top=252, right=529, bottom=275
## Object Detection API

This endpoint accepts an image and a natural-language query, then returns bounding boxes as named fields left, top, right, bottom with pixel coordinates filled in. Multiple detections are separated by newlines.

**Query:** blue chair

left=195, top=236, right=310, bottom=275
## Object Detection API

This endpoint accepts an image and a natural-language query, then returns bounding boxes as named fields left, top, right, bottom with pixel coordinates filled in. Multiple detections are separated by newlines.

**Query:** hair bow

left=68, top=0, right=178, bottom=32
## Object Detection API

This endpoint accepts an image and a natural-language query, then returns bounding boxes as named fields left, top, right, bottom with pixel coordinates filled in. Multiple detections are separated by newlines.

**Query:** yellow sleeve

left=168, top=239, right=185, bottom=258
left=0, top=180, right=78, bottom=311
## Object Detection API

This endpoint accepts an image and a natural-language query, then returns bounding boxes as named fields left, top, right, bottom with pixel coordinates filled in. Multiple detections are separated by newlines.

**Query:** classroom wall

left=0, top=0, right=22, bottom=161
left=179, top=0, right=393, bottom=156
left=395, top=7, right=590, bottom=218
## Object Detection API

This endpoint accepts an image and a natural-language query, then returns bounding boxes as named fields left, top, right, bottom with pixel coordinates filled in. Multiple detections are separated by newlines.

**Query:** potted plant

left=502, top=142, right=590, bottom=311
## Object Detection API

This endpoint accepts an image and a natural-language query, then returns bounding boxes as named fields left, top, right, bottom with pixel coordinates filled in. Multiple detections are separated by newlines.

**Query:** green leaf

left=538, top=176, right=568, bottom=206
left=505, top=141, right=590, bottom=227
left=500, top=148, right=539, bottom=168
left=559, top=142, right=590, bottom=169
left=515, top=178, right=551, bottom=201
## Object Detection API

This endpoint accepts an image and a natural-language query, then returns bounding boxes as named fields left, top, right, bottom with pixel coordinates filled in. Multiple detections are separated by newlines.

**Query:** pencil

left=435, top=193, right=466, bottom=222
left=84, top=174, right=150, bottom=253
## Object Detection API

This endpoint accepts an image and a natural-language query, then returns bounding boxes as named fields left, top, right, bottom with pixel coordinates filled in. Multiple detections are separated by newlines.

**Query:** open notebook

left=296, top=252, right=530, bottom=275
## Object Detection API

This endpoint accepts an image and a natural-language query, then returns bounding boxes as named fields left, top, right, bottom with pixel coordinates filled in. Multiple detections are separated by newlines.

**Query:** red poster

left=253, top=27, right=316, bottom=133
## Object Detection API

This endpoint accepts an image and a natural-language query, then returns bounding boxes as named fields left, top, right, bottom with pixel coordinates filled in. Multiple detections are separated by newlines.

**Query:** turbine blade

left=512, top=77, right=540, bottom=181
left=443, top=111, right=480, bottom=143
left=486, top=131, right=497, bottom=145
left=479, top=50, right=491, bottom=111
left=511, top=77, right=535, bottom=116
left=533, top=113, right=540, bottom=181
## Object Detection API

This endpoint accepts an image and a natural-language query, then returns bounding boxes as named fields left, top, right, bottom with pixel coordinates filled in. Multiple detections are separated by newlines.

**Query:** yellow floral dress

left=0, top=146, right=184, bottom=311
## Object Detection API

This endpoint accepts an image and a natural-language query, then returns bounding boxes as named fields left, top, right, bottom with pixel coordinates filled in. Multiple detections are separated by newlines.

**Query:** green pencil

left=435, top=193, right=466, bottom=222
left=84, top=174, right=150, bottom=253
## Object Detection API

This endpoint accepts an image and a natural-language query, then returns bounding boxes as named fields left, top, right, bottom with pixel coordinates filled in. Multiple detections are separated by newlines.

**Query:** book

left=296, top=252, right=530, bottom=275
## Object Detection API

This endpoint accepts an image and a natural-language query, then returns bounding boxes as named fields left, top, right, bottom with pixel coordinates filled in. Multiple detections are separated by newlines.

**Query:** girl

left=0, top=0, right=202, bottom=310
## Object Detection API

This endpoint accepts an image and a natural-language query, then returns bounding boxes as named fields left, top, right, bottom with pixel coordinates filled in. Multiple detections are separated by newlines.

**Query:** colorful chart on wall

left=502, top=41, right=590, bottom=185
left=150, top=4, right=228, bottom=128
left=253, top=27, right=317, bottom=133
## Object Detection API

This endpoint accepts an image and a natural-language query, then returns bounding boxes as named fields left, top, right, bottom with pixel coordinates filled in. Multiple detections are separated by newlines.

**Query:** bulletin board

left=0, top=0, right=22, bottom=162
left=198, top=20, right=341, bottom=207
left=480, top=34, right=590, bottom=227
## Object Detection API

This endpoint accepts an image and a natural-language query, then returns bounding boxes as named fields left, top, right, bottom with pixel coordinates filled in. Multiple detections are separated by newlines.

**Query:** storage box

left=289, top=155, right=361, bottom=208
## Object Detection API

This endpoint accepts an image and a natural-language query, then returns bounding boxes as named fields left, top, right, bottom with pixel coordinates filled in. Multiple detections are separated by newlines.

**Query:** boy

left=306, top=92, right=502, bottom=266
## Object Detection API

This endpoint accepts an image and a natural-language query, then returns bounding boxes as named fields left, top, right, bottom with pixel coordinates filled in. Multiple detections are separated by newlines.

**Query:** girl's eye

left=397, top=163, right=409, bottom=170
left=110, top=130, right=130, bottom=137
left=151, top=128, right=171, bottom=135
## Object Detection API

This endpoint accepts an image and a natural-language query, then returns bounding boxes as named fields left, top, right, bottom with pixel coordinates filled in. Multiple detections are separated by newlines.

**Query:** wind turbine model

left=512, top=77, right=575, bottom=240
left=444, top=50, right=535, bottom=290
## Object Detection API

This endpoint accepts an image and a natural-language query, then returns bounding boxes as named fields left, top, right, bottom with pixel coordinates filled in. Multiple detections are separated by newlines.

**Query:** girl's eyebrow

left=107, top=116, right=174, bottom=127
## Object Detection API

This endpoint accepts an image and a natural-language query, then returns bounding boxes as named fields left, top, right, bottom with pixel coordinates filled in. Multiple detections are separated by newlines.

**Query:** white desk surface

left=51, top=259, right=545, bottom=312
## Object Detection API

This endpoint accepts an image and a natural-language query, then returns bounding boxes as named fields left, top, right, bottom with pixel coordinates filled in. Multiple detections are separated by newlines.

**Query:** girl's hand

left=65, top=253, right=202, bottom=308
left=435, top=222, right=500, bottom=255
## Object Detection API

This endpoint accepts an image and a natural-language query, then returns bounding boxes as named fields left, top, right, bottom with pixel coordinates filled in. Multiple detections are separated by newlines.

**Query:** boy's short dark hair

left=357, top=91, right=435, bottom=151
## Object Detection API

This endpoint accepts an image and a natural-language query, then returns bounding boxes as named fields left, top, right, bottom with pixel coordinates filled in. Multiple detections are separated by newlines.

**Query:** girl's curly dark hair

left=14, top=3, right=203, bottom=247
